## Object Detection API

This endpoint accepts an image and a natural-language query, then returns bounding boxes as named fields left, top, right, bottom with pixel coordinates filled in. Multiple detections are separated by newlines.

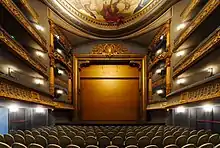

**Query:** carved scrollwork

left=92, top=43, right=129, bottom=56
left=54, top=52, right=72, bottom=72
left=148, top=52, right=168, bottom=70
left=152, top=78, right=166, bottom=88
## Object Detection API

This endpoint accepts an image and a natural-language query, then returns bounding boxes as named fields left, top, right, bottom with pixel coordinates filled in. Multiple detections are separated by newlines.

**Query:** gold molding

left=55, top=77, right=68, bottom=88
left=0, top=78, right=74, bottom=109
left=1, top=0, right=47, bottom=52
left=173, top=0, right=220, bottom=51
left=20, top=0, right=39, bottom=23
left=0, top=28, right=48, bottom=78
left=181, top=0, right=200, bottom=21
left=148, top=52, right=170, bottom=71
left=53, top=52, right=72, bottom=72
left=92, top=43, right=129, bottom=56
left=173, top=27, right=220, bottom=78
left=152, top=77, right=166, bottom=88
left=147, top=102, right=167, bottom=110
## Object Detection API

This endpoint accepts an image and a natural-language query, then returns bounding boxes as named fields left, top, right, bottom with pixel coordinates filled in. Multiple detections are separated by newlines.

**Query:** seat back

left=41, top=131, right=49, bottom=140
left=125, top=136, right=137, bottom=146
left=28, top=143, right=44, bottom=148
left=4, top=134, right=15, bottom=146
left=86, top=136, right=97, bottom=146
left=25, top=134, right=35, bottom=146
left=175, top=135, right=187, bottom=147
left=209, top=134, right=220, bottom=146
left=14, top=134, right=25, bottom=145
left=164, top=144, right=178, bottom=148
left=60, top=135, right=72, bottom=148
left=17, top=130, right=25, bottom=137
left=198, top=143, right=214, bottom=148
left=12, top=142, right=27, bottom=148
left=98, top=136, right=110, bottom=148
left=66, top=144, right=80, bottom=148
left=112, top=136, right=123, bottom=147
left=187, top=135, right=198, bottom=145
left=0, top=134, right=5, bottom=143
left=151, top=136, right=162, bottom=148
left=182, top=144, right=196, bottom=148
left=72, top=136, right=85, bottom=148
left=125, top=145, right=138, bottom=148
left=144, top=145, right=159, bottom=148
left=163, top=136, right=175, bottom=147
left=0, top=142, right=11, bottom=148
left=48, top=144, right=62, bottom=148
left=197, top=134, right=209, bottom=146
left=138, top=136, right=150, bottom=148
left=35, top=135, right=48, bottom=147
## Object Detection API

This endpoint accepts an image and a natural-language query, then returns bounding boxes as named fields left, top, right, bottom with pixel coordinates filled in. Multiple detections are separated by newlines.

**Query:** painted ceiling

left=45, top=0, right=178, bottom=38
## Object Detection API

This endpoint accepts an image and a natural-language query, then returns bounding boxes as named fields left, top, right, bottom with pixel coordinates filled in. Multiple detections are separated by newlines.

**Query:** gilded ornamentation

left=20, top=0, right=39, bottom=23
left=174, top=0, right=220, bottom=51
left=92, top=43, right=129, bottom=56
left=0, top=0, right=47, bottom=51
left=55, top=77, right=68, bottom=88
left=173, top=27, right=220, bottom=78
left=54, top=52, right=72, bottom=72
left=148, top=52, right=168, bottom=70
left=0, top=28, right=48, bottom=78
left=181, top=0, right=200, bottom=21
left=0, top=79, right=74, bottom=109
left=46, top=0, right=163, bottom=29
left=148, top=72, right=153, bottom=79
left=147, top=102, right=167, bottom=110
left=152, top=78, right=166, bottom=88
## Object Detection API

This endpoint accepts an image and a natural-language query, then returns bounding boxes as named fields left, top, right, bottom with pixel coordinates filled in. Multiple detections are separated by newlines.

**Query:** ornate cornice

left=148, top=52, right=170, bottom=71
left=0, top=28, right=48, bottom=78
left=173, top=0, right=220, bottom=51
left=0, top=78, right=74, bottom=109
left=173, top=27, right=220, bottom=78
left=1, top=0, right=47, bottom=51
left=92, top=43, right=129, bottom=56
left=147, top=102, right=167, bottom=110
left=152, top=77, right=166, bottom=88
left=53, top=52, right=72, bottom=72
left=19, top=0, right=39, bottom=23
left=148, top=22, right=170, bottom=50
left=181, top=0, right=200, bottom=21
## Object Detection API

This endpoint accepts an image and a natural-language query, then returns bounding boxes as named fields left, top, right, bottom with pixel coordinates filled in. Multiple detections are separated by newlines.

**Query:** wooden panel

left=80, top=65, right=139, bottom=78
left=81, top=79, right=139, bottom=121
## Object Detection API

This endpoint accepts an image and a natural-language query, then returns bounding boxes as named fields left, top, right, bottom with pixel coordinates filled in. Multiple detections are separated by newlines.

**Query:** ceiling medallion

left=92, top=43, right=128, bottom=56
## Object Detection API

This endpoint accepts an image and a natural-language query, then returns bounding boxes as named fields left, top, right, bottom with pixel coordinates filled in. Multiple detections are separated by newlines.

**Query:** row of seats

left=0, top=125, right=220, bottom=148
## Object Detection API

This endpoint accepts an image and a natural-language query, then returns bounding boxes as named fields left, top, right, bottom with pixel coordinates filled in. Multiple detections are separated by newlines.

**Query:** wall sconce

left=8, top=104, right=19, bottom=112
left=34, top=24, right=44, bottom=31
left=176, top=78, right=186, bottom=84
left=207, top=67, right=214, bottom=77
left=56, top=89, right=64, bottom=94
left=8, top=67, right=15, bottom=76
left=160, top=35, right=164, bottom=40
left=35, top=107, right=46, bottom=113
left=176, top=23, right=186, bottom=31
left=176, top=106, right=186, bottom=113
left=155, top=68, right=162, bottom=74
left=176, top=50, right=185, bottom=57
left=55, top=34, right=60, bottom=39
left=57, top=69, right=64, bottom=75
left=156, top=89, right=164, bottom=94
left=34, top=78, right=44, bottom=85
left=156, top=49, right=163, bottom=55
left=57, top=49, right=62, bottom=54
left=36, top=51, right=44, bottom=58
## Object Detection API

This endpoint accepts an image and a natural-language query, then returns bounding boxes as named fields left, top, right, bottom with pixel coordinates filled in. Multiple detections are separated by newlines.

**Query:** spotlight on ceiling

left=34, top=78, right=44, bottom=85
left=202, top=104, right=213, bottom=112
left=177, top=23, right=186, bottom=31
left=56, top=89, right=64, bottom=94
left=176, top=50, right=185, bottom=57
left=176, top=106, right=186, bottom=113
left=8, top=104, right=19, bottom=112
left=156, top=89, right=163, bottom=94
left=34, top=24, right=44, bottom=31
left=35, top=107, right=46, bottom=113
left=176, top=78, right=186, bottom=84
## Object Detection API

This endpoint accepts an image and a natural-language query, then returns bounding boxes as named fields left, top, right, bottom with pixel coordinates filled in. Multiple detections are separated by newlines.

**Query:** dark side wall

left=168, top=105, right=220, bottom=133
left=147, top=109, right=169, bottom=124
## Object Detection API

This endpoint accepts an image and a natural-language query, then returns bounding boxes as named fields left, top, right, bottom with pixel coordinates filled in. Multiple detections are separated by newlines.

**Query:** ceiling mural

left=68, top=0, right=151, bottom=24
left=45, top=0, right=178, bottom=38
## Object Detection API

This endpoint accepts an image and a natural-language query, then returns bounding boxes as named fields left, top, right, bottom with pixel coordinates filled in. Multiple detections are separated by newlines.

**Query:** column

left=166, top=58, right=171, bottom=95
left=49, top=30, right=55, bottom=96
left=141, top=56, right=147, bottom=121
left=148, top=72, right=153, bottom=103
left=73, top=56, right=79, bottom=120
left=68, top=73, right=72, bottom=103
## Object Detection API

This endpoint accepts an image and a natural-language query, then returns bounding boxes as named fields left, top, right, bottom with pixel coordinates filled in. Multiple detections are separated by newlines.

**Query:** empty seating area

left=0, top=125, right=220, bottom=148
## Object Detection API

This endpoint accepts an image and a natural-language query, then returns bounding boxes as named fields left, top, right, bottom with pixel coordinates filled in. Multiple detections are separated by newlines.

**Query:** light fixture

left=58, top=69, right=64, bottom=75
left=155, top=69, right=162, bottom=74
left=176, top=78, right=186, bottom=84
left=176, top=50, right=185, bottom=57
left=57, top=48, right=62, bottom=54
left=11, top=36, right=15, bottom=39
left=8, top=104, right=19, bottom=112
left=156, top=89, right=163, bottom=94
left=34, top=78, right=44, bottom=85
left=54, top=34, right=60, bottom=39
left=57, top=89, right=64, bottom=94
left=34, top=24, right=44, bottom=31
left=8, top=67, right=14, bottom=73
left=207, top=68, right=214, bottom=76
left=176, top=106, right=186, bottom=113
left=202, top=104, right=213, bottom=112
left=36, top=51, right=44, bottom=58
left=156, top=49, right=163, bottom=55
left=177, top=23, right=186, bottom=31
left=35, top=107, right=46, bottom=113
left=160, top=35, right=164, bottom=40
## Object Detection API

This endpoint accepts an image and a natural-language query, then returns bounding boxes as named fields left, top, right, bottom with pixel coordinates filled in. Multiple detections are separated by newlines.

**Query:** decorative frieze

left=174, top=0, right=220, bottom=51
left=173, top=27, right=220, bottom=78
left=1, top=0, right=47, bottom=51
left=0, top=79, right=74, bottom=109
left=0, top=28, right=48, bottom=78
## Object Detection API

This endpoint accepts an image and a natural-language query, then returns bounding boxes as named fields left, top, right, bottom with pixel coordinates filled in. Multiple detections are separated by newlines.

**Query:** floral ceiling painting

left=68, top=0, right=151, bottom=24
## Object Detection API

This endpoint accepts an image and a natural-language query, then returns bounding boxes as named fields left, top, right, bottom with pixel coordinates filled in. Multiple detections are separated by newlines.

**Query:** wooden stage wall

left=80, top=65, right=140, bottom=121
